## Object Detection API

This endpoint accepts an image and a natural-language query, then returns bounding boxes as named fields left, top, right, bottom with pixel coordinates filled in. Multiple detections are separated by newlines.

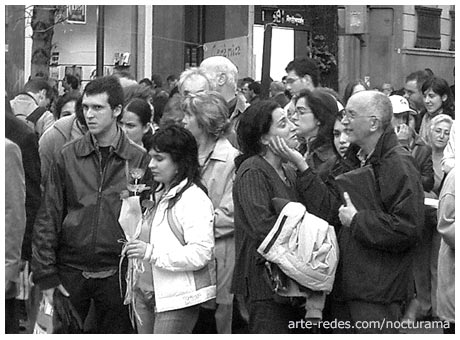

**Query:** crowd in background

left=5, top=55, right=455, bottom=334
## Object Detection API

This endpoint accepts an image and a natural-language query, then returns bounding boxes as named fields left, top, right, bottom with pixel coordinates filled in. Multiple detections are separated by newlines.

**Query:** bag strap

left=167, top=207, right=185, bottom=246
left=26, top=106, right=47, bottom=124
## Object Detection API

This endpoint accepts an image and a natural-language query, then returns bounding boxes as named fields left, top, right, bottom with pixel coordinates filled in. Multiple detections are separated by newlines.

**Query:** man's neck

left=358, top=132, right=382, bottom=156
left=26, top=92, right=39, bottom=106
left=221, top=87, right=236, bottom=103
left=95, top=124, right=119, bottom=147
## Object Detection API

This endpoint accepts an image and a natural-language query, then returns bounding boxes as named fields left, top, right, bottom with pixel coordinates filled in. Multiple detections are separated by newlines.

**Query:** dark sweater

left=231, top=155, right=298, bottom=301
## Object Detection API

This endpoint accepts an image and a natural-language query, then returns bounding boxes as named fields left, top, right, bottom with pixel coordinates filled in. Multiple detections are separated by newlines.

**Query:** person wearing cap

left=389, top=95, right=434, bottom=192
left=390, top=94, right=437, bottom=326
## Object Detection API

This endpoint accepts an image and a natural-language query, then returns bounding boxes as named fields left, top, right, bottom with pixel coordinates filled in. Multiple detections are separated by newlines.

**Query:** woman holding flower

left=124, top=125, right=215, bottom=334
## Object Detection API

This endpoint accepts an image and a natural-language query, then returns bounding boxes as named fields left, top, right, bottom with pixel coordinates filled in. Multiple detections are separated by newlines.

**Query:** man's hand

left=268, top=136, right=308, bottom=172
left=125, top=240, right=148, bottom=260
left=43, top=284, right=70, bottom=306
left=394, top=124, right=411, bottom=144
left=338, top=192, right=358, bottom=227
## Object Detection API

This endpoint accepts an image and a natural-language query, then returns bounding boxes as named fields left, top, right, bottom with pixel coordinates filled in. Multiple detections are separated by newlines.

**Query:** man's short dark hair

left=242, top=77, right=255, bottom=84
left=152, top=74, right=163, bottom=88
left=285, top=57, right=320, bottom=87
left=405, top=70, right=433, bottom=90
left=64, top=74, right=79, bottom=90
left=83, top=76, right=124, bottom=110
left=248, top=81, right=261, bottom=95
left=166, top=74, right=178, bottom=82
left=23, top=78, right=52, bottom=98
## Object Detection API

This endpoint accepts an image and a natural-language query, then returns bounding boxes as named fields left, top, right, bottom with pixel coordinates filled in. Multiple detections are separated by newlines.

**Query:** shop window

left=450, top=10, right=455, bottom=51
left=415, top=6, right=442, bottom=49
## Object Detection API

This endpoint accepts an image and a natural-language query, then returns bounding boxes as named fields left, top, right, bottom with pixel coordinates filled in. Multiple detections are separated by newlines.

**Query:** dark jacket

left=232, top=155, right=298, bottom=301
left=409, top=133, right=434, bottom=192
left=5, top=109, right=41, bottom=262
left=296, top=125, right=425, bottom=304
left=31, top=130, right=151, bottom=290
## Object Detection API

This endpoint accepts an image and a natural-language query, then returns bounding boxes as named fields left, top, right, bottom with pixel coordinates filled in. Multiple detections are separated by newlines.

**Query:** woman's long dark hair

left=296, top=89, right=337, bottom=153
left=235, top=100, right=280, bottom=171
left=144, top=125, right=206, bottom=209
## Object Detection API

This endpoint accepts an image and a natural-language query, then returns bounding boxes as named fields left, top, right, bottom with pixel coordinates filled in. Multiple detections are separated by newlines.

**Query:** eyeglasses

left=342, top=109, right=378, bottom=121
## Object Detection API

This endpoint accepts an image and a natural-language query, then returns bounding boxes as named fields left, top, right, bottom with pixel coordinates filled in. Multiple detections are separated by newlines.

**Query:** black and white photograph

left=3, top=2, right=455, bottom=335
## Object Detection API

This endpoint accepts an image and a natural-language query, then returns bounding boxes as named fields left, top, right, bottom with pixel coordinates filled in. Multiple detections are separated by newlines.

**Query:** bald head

left=348, top=90, right=392, bottom=130
left=200, top=56, right=238, bottom=101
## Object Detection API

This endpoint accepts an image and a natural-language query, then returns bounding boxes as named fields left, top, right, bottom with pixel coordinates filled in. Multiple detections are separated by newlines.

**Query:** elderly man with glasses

left=278, top=90, right=425, bottom=333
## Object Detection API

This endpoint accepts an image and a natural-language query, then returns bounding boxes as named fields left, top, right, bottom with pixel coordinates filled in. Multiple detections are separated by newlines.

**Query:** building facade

left=5, top=5, right=455, bottom=97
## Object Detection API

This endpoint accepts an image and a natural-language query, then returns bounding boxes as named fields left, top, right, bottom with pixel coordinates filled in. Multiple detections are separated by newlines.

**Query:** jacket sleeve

left=413, top=143, right=434, bottom=192
left=350, top=157, right=424, bottom=253
left=38, top=126, right=60, bottom=186
left=233, top=168, right=280, bottom=243
left=296, top=168, right=342, bottom=225
left=21, top=130, right=42, bottom=262
left=437, top=171, right=455, bottom=249
left=150, top=189, right=215, bottom=272
left=213, top=158, right=237, bottom=239
left=31, top=154, right=65, bottom=290
left=5, top=140, right=26, bottom=285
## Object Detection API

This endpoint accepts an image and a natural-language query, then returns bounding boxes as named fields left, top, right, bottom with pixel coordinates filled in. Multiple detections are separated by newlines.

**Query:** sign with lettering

left=203, top=36, right=249, bottom=77
left=255, top=6, right=310, bottom=31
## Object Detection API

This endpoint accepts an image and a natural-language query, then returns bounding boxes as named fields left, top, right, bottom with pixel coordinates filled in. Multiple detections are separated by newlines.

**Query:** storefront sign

left=203, top=36, right=249, bottom=77
left=255, top=6, right=310, bottom=31
left=67, top=5, right=86, bottom=24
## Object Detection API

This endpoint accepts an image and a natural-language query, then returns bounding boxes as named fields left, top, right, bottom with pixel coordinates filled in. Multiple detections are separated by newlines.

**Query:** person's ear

left=369, top=117, right=380, bottom=132
left=217, top=73, right=227, bottom=87
left=302, top=75, right=314, bottom=88
left=441, top=94, right=448, bottom=103
left=113, top=105, right=122, bottom=119
left=38, top=89, right=47, bottom=101
left=260, top=133, right=270, bottom=146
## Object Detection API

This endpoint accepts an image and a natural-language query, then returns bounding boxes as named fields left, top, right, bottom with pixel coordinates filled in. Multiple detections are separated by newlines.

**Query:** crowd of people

left=5, top=55, right=455, bottom=335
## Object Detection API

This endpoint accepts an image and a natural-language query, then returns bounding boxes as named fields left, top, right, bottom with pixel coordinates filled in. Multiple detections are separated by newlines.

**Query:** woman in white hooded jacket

left=125, top=125, right=215, bottom=333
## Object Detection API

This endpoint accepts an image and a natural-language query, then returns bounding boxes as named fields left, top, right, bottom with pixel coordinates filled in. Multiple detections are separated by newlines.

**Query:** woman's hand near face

left=268, top=136, right=309, bottom=172
left=125, top=239, right=148, bottom=259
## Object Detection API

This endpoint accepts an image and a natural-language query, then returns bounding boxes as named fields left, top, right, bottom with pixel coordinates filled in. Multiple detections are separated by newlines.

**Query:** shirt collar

left=357, top=147, right=375, bottom=167
left=90, top=126, right=122, bottom=151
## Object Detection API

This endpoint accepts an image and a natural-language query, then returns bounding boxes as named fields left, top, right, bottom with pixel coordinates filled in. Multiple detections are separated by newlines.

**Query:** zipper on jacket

left=91, top=147, right=109, bottom=260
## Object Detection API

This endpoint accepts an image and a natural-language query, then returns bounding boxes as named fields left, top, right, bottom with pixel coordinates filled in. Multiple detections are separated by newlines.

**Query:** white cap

left=389, top=95, right=417, bottom=115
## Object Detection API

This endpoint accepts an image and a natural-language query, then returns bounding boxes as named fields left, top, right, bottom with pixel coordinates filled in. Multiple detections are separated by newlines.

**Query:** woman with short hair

left=181, top=91, right=240, bottom=334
